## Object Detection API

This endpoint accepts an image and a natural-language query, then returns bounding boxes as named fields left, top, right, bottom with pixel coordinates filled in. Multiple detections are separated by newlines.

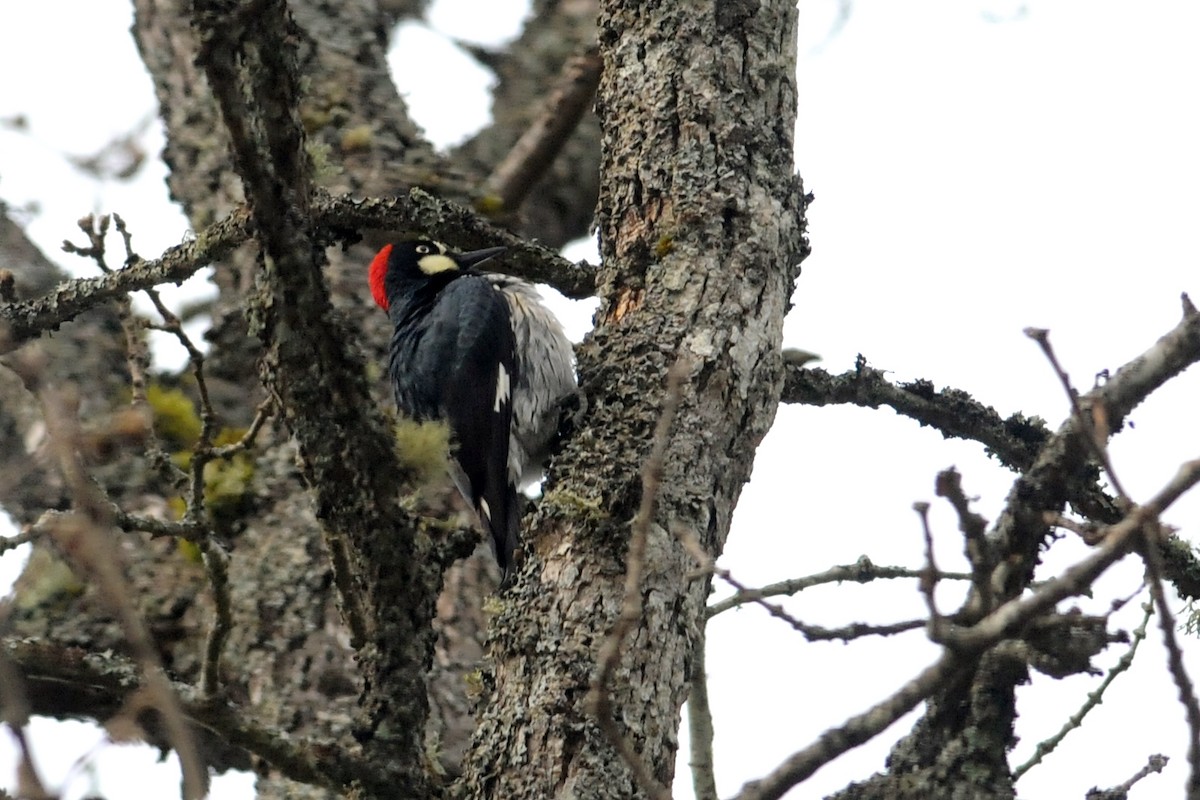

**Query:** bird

left=369, top=239, right=576, bottom=582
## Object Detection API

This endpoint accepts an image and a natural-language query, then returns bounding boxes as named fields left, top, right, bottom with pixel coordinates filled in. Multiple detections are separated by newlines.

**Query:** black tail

left=482, top=483, right=522, bottom=587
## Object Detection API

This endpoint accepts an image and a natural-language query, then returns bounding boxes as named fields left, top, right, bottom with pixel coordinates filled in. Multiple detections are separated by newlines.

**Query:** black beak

left=453, top=246, right=507, bottom=268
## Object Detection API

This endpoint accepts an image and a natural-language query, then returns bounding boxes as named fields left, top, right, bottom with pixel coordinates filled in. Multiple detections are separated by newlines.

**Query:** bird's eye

left=416, top=245, right=431, bottom=254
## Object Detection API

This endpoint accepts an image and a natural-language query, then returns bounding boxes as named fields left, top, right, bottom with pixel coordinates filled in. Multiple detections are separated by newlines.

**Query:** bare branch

left=4, top=726, right=48, bottom=800
left=210, top=399, right=273, bottom=458
left=1, top=191, right=596, bottom=353
left=1045, top=511, right=1105, bottom=545
left=1, top=353, right=208, bottom=800
left=0, top=528, right=37, bottom=556
left=732, top=651, right=968, bottom=800
left=683, top=532, right=922, bottom=642
left=987, top=303, right=1200, bottom=607
left=195, top=0, right=374, bottom=645
left=913, top=501, right=942, bottom=630
left=684, top=529, right=926, bottom=642
left=786, top=294, right=1200, bottom=496
left=783, top=294, right=1200, bottom=563
left=1141, top=458, right=1200, bottom=517
left=688, top=624, right=718, bottom=800
left=737, top=457, right=1200, bottom=800
left=1012, top=603, right=1153, bottom=781
left=191, top=7, right=444, bottom=785
left=0, top=206, right=252, bottom=346
left=934, top=467, right=996, bottom=616
left=484, top=47, right=603, bottom=212
left=64, top=213, right=253, bottom=700
left=1024, top=326, right=1131, bottom=503
left=782, top=356, right=1049, bottom=473
left=706, top=556, right=971, bottom=617
left=949, top=458, right=1200, bottom=652
left=1086, top=754, right=1169, bottom=799
left=110, top=506, right=204, bottom=540
left=199, top=540, right=232, bottom=697
left=0, top=638, right=391, bottom=792
left=0, top=607, right=45, bottom=800
left=1142, top=517, right=1200, bottom=797
left=63, top=214, right=184, bottom=488
left=1077, top=294, right=1200, bottom=429
left=323, top=189, right=596, bottom=297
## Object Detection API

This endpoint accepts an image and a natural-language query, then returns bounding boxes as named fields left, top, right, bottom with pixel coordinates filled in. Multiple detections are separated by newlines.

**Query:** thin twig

left=683, top=529, right=924, bottom=642
left=1044, top=511, right=1104, bottom=545
left=732, top=651, right=967, bottom=800
left=934, top=467, right=994, bottom=615
left=66, top=214, right=251, bottom=696
left=5, top=726, right=49, bottom=800
left=688, top=624, right=718, bottom=800
left=706, top=557, right=971, bottom=617
left=736, top=457, right=1200, bottom=800
left=587, top=358, right=689, bottom=800
left=1, top=191, right=595, bottom=351
left=0, top=604, right=46, bottom=800
left=211, top=398, right=273, bottom=458
left=2, top=352, right=208, bottom=800
left=199, top=539, right=232, bottom=697
left=1085, top=754, right=1169, bottom=799
left=0, top=528, right=37, bottom=555
left=1025, top=327, right=1131, bottom=503
left=1012, top=602, right=1153, bottom=780
left=108, top=214, right=222, bottom=527
left=64, top=215, right=179, bottom=485
left=1142, top=514, right=1200, bottom=798
left=913, top=502, right=942, bottom=635
left=1, top=637, right=396, bottom=794
left=946, top=458, right=1200, bottom=652
left=111, top=506, right=204, bottom=539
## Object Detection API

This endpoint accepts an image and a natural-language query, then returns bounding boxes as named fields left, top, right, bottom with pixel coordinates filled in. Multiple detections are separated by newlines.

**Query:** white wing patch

left=479, top=497, right=492, bottom=521
left=495, top=363, right=511, bottom=412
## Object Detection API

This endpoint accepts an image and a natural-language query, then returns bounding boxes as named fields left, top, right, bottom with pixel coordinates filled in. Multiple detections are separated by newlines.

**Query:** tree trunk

left=457, top=2, right=806, bottom=796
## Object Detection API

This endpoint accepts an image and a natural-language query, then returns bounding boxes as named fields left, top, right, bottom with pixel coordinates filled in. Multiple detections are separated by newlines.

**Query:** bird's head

left=370, top=240, right=507, bottom=311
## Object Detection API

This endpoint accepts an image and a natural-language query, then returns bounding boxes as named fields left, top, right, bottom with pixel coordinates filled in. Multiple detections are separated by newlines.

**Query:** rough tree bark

left=458, top=1, right=806, bottom=796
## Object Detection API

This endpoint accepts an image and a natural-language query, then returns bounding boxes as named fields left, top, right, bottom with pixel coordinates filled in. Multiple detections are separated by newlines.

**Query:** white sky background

left=1, top=0, right=1199, bottom=798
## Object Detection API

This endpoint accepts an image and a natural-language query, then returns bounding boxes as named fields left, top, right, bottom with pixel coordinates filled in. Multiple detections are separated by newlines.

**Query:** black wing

left=401, top=275, right=521, bottom=577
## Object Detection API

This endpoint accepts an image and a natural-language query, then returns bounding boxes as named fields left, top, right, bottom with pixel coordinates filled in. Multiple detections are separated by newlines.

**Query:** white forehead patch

left=495, top=363, right=511, bottom=412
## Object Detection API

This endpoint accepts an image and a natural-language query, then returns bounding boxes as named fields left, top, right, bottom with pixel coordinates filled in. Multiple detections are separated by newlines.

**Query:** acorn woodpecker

left=370, top=240, right=576, bottom=581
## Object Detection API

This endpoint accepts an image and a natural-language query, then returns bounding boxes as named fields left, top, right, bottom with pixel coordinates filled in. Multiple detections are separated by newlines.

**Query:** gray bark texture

left=457, top=0, right=805, bottom=795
